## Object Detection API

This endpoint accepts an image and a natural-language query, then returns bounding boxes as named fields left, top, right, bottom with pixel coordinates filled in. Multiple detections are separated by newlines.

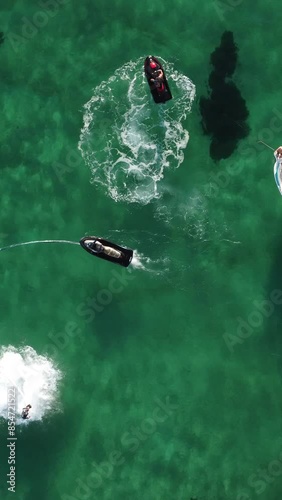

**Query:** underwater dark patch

left=200, top=31, right=250, bottom=161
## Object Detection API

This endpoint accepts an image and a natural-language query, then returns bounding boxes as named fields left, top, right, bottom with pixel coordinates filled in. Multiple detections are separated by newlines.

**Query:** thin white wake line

left=0, top=240, right=80, bottom=252
left=220, top=239, right=241, bottom=245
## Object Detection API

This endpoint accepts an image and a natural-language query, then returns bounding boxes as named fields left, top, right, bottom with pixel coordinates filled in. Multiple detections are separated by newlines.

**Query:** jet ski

left=144, top=56, right=172, bottom=104
left=274, top=153, right=282, bottom=195
left=80, top=236, right=133, bottom=267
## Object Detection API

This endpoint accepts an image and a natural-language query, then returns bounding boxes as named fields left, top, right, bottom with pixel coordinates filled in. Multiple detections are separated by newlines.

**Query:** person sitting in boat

left=92, top=241, right=123, bottom=259
left=21, top=404, right=32, bottom=420
left=151, top=68, right=164, bottom=82
left=275, top=146, right=282, bottom=159
left=91, top=241, right=104, bottom=253
left=150, top=70, right=165, bottom=91
left=148, top=59, right=164, bottom=91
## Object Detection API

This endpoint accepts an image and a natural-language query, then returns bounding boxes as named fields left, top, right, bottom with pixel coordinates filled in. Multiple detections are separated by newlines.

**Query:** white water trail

left=131, top=250, right=170, bottom=275
left=0, top=240, right=79, bottom=252
left=131, top=251, right=151, bottom=270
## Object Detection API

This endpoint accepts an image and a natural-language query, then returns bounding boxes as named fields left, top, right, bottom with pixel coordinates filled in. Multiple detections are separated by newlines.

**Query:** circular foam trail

left=78, top=57, right=195, bottom=204
left=0, top=346, right=62, bottom=424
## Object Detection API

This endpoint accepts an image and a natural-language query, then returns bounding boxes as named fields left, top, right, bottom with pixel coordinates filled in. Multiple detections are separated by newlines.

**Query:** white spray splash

left=0, top=346, right=62, bottom=424
left=131, top=251, right=151, bottom=270
left=131, top=250, right=170, bottom=275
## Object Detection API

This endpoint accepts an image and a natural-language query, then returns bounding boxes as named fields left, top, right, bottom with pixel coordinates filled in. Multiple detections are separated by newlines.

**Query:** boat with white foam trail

left=79, top=56, right=195, bottom=204
left=0, top=236, right=133, bottom=268
left=80, top=236, right=133, bottom=267
left=144, top=56, right=172, bottom=104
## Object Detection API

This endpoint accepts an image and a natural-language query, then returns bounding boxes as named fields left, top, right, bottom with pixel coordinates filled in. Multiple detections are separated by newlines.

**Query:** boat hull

left=80, top=236, right=133, bottom=267
left=144, top=56, right=172, bottom=104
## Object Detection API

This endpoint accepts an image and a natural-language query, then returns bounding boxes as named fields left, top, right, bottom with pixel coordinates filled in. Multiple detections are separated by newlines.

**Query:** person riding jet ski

left=90, top=240, right=123, bottom=259
left=144, top=56, right=172, bottom=104
left=148, top=58, right=165, bottom=91
left=80, top=236, right=133, bottom=267
left=274, top=146, right=282, bottom=159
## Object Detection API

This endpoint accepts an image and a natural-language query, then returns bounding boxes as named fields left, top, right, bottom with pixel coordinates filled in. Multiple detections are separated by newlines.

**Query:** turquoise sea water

left=1, top=1, right=282, bottom=499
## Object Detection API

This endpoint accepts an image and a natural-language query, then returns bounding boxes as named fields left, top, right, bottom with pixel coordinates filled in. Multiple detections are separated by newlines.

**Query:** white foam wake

left=0, top=346, right=62, bottom=424
left=131, top=250, right=170, bottom=275
left=78, top=56, right=195, bottom=204
left=131, top=250, right=151, bottom=270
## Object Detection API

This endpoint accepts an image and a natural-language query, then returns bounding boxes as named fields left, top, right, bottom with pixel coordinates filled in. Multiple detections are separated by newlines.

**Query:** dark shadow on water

left=199, top=31, right=250, bottom=161
left=0, top=32, right=4, bottom=45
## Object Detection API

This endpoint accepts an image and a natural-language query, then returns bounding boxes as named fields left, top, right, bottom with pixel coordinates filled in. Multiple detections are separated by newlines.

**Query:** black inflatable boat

left=80, top=236, right=133, bottom=267
left=144, top=55, right=172, bottom=104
